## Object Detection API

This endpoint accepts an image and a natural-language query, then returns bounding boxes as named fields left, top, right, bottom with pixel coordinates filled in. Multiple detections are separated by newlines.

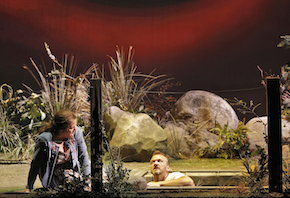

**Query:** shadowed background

left=0, top=0, right=290, bottom=121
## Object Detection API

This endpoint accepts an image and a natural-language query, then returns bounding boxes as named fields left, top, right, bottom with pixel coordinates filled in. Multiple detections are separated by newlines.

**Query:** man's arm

left=147, top=175, right=194, bottom=187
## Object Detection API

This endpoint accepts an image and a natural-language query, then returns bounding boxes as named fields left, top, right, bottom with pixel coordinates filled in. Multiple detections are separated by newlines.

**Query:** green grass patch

left=169, top=158, right=245, bottom=171
left=0, top=187, right=24, bottom=193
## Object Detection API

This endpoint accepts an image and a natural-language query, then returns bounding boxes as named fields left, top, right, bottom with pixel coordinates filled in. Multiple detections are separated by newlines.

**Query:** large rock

left=170, top=90, right=239, bottom=130
left=245, top=117, right=268, bottom=151
left=106, top=106, right=167, bottom=162
left=246, top=116, right=290, bottom=159
left=167, top=90, right=239, bottom=152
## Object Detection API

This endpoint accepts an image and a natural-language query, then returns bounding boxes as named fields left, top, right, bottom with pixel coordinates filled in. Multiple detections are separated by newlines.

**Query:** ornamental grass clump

left=23, top=43, right=96, bottom=128
left=0, top=84, right=18, bottom=151
left=94, top=46, right=172, bottom=113
left=0, top=105, right=21, bottom=154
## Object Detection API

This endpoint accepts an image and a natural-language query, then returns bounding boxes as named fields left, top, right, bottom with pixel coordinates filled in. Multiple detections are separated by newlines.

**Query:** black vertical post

left=90, top=79, right=102, bottom=192
left=266, top=77, right=282, bottom=193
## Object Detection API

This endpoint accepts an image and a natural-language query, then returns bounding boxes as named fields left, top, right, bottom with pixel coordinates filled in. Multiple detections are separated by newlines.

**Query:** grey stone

left=128, top=176, right=147, bottom=191
left=170, top=90, right=239, bottom=130
left=166, top=90, right=239, bottom=153
left=245, top=117, right=268, bottom=151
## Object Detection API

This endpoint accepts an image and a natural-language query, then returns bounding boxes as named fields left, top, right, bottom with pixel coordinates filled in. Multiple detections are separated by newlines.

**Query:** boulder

left=107, top=106, right=167, bottom=162
left=170, top=90, right=239, bottom=130
left=167, top=90, right=239, bottom=151
left=246, top=116, right=290, bottom=159
left=245, top=117, right=268, bottom=151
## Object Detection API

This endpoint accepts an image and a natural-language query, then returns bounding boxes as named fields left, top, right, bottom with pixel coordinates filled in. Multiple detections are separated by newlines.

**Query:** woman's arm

left=26, top=136, right=47, bottom=190
left=75, top=126, right=91, bottom=176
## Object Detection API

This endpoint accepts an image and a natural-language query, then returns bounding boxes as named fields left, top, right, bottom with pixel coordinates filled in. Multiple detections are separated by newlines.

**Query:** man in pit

left=147, top=151, right=195, bottom=187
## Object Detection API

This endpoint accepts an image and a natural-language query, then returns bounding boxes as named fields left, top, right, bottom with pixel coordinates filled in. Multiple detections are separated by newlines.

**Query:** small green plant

left=200, top=121, right=251, bottom=159
left=240, top=147, right=268, bottom=196
left=103, top=162, right=133, bottom=197
left=103, top=141, right=133, bottom=197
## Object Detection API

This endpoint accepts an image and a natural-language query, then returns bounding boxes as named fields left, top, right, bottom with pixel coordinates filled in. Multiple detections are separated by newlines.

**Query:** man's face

left=150, top=154, right=170, bottom=176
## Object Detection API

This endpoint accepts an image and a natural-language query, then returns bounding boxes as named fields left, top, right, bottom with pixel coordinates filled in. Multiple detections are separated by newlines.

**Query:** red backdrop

left=0, top=0, right=290, bottom=120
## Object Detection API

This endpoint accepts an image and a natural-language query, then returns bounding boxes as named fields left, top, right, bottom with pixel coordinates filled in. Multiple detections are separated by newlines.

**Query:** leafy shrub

left=103, top=161, right=133, bottom=197
left=102, top=140, right=134, bottom=197
left=200, top=121, right=251, bottom=159
left=0, top=84, right=38, bottom=159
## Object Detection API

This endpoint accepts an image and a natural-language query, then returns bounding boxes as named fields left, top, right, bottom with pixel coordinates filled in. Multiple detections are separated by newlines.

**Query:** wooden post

left=90, top=79, right=102, bottom=192
left=266, top=77, right=282, bottom=193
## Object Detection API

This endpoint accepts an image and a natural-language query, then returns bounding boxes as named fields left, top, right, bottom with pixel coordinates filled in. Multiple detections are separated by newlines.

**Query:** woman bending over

left=26, top=109, right=90, bottom=191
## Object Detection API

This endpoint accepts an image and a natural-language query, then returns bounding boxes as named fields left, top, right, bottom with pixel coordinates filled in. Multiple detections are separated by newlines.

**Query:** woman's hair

left=39, top=109, right=77, bottom=134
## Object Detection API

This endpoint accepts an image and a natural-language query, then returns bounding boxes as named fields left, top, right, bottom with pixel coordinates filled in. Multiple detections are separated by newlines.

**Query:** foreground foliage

left=240, top=147, right=268, bottom=196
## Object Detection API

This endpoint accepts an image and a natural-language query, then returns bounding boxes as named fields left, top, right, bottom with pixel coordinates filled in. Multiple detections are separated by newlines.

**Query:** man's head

left=150, top=151, right=170, bottom=177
